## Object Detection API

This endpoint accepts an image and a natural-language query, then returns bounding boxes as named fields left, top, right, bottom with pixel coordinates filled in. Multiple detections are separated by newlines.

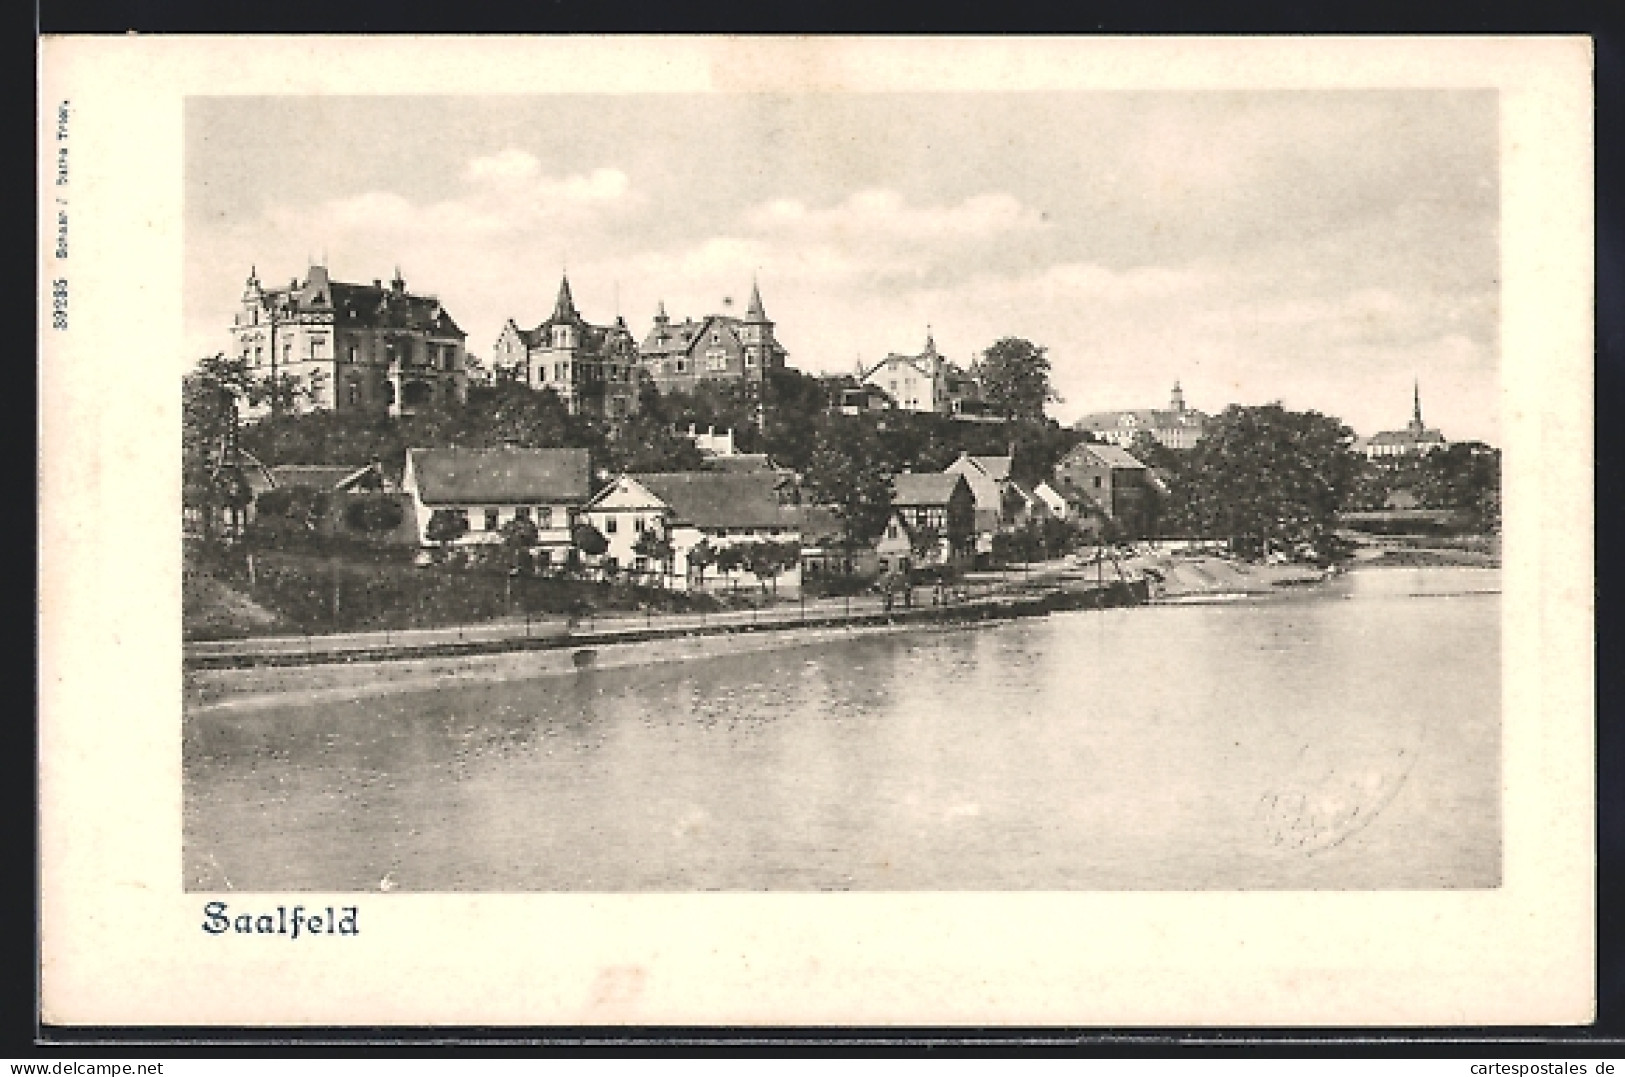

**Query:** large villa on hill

left=229, top=264, right=469, bottom=420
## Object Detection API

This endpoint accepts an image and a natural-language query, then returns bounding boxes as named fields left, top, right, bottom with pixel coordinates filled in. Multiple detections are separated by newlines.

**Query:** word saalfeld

left=201, top=901, right=360, bottom=938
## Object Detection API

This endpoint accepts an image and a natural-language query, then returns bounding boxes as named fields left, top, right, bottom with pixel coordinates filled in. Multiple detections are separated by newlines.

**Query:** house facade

left=943, top=452, right=1032, bottom=553
left=1053, top=442, right=1153, bottom=536
left=401, top=446, right=592, bottom=566
left=1357, top=383, right=1447, bottom=459
left=1074, top=382, right=1208, bottom=450
left=638, top=282, right=789, bottom=397
left=230, top=265, right=468, bottom=419
left=857, top=332, right=982, bottom=416
left=491, top=275, right=641, bottom=420
left=581, top=471, right=802, bottom=591
left=889, top=472, right=976, bottom=566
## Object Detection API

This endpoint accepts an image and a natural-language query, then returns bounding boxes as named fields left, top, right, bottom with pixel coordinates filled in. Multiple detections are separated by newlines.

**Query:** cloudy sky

left=186, top=91, right=1499, bottom=442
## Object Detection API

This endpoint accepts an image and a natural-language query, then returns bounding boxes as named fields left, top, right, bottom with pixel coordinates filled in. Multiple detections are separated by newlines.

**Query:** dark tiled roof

left=268, top=465, right=364, bottom=490
left=892, top=472, right=966, bottom=507
left=966, top=454, right=1013, bottom=481
left=408, top=447, right=591, bottom=505
left=701, top=454, right=777, bottom=473
left=634, top=472, right=788, bottom=530
left=791, top=504, right=846, bottom=544
left=1067, top=443, right=1148, bottom=470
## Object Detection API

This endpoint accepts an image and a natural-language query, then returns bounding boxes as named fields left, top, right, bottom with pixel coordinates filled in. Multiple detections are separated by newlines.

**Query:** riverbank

left=185, top=617, right=1003, bottom=716
left=185, top=550, right=1338, bottom=712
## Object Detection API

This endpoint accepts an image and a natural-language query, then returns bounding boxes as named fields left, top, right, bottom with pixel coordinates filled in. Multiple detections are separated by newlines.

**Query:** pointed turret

left=1412, top=379, right=1423, bottom=429
left=551, top=273, right=579, bottom=323
left=391, top=266, right=406, bottom=293
left=1171, top=380, right=1186, bottom=413
left=745, top=278, right=768, bottom=323
left=923, top=325, right=937, bottom=356
left=654, top=299, right=669, bottom=325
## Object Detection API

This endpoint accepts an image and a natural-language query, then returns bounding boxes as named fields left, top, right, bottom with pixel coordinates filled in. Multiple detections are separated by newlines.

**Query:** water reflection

left=185, top=566, right=1500, bottom=892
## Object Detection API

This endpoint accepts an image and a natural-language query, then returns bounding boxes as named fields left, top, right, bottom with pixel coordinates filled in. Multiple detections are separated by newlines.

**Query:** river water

left=184, top=565, right=1500, bottom=891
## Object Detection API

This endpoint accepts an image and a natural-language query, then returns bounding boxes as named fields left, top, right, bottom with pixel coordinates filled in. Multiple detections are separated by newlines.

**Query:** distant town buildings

left=230, top=265, right=469, bottom=419
left=857, top=331, right=985, bottom=418
left=1073, top=382, right=1208, bottom=450
left=1357, top=383, right=1446, bottom=459
left=637, top=281, right=789, bottom=395
left=491, top=275, right=641, bottom=420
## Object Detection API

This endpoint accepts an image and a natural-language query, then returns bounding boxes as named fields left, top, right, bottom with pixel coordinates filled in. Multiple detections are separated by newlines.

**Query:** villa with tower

left=856, top=331, right=983, bottom=417
left=491, top=274, right=642, bottom=420
left=637, top=280, right=789, bottom=396
left=229, top=265, right=469, bottom=419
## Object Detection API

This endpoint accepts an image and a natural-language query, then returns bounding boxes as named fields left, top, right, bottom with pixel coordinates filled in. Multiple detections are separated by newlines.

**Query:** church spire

left=1413, top=379, right=1423, bottom=429
left=552, top=273, right=578, bottom=323
left=1171, top=380, right=1185, bottom=412
left=745, top=278, right=767, bottom=322
left=924, top=324, right=937, bottom=356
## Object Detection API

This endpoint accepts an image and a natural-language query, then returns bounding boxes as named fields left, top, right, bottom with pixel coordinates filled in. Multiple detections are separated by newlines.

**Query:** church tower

left=1171, top=380, right=1186, bottom=413
left=1407, top=379, right=1425, bottom=437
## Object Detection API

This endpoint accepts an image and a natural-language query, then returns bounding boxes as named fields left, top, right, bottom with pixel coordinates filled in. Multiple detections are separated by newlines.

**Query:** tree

left=183, top=355, right=255, bottom=540
left=908, top=522, right=942, bottom=567
left=1413, top=442, right=1502, bottom=532
left=1177, top=404, right=1359, bottom=559
left=425, top=508, right=470, bottom=559
left=804, top=419, right=893, bottom=561
left=974, top=337, right=1059, bottom=420
left=571, top=522, right=609, bottom=578
left=632, top=526, right=676, bottom=587
left=343, top=496, right=405, bottom=535
left=685, top=538, right=716, bottom=589
left=501, top=514, right=540, bottom=550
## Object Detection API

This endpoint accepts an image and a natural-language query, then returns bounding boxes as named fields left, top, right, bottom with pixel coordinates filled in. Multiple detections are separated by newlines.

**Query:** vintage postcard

left=38, top=36, right=1594, bottom=1026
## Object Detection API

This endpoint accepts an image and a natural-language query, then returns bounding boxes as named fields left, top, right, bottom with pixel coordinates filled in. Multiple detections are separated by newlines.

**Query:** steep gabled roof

left=634, top=471, right=789, bottom=530
left=892, top=471, right=966, bottom=508
left=1070, top=443, right=1148, bottom=470
left=407, top=447, right=592, bottom=505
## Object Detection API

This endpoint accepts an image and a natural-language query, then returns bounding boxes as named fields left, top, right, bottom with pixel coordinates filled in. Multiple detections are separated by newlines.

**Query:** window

left=745, top=351, right=755, bottom=367
left=706, top=350, right=726, bottom=372
left=484, top=508, right=499, bottom=531
left=283, top=341, right=292, bottom=361
left=711, top=331, right=720, bottom=344
left=1093, top=476, right=1103, bottom=489
left=349, top=344, right=359, bottom=363
left=254, top=347, right=263, bottom=367
left=311, top=338, right=324, bottom=358
left=515, top=507, right=531, bottom=521
left=634, top=516, right=645, bottom=533
left=537, top=506, right=553, bottom=529
left=635, top=557, right=648, bottom=572
left=347, top=383, right=360, bottom=407
left=605, top=516, right=617, bottom=534
left=676, top=358, right=689, bottom=374
left=887, top=524, right=899, bottom=540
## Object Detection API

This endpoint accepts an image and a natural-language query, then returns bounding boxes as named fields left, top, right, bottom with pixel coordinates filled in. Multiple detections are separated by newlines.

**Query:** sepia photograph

left=39, top=36, right=1592, bottom=1026
left=181, top=89, right=1502, bottom=894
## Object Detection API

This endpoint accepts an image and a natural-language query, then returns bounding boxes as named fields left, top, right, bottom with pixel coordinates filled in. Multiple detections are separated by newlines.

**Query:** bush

left=343, top=495, right=405, bottom=534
